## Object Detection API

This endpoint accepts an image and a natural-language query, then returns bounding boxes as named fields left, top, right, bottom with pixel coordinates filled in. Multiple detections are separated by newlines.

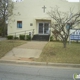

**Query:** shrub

left=26, top=35, right=31, bottom=40
left=14, top=36, right=19, bottom=40
left=7, top=35, right=13, bottom=40
left=50, top=36, right=54, bottom=41
left=19, top=35, right=25, bottom=40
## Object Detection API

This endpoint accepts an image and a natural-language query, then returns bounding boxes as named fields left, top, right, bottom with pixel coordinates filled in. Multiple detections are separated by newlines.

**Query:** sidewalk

left=0, top=37, right=6, bottom=41
left=1, top=41, right=47, bottom=61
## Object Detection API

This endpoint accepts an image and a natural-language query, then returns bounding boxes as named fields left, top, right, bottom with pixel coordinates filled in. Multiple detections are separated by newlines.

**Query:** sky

left=67, top=0, right=79, bottom=2
left=12, top=0, right=80, bottom=2
left=12, top=0, right=23, bottom=2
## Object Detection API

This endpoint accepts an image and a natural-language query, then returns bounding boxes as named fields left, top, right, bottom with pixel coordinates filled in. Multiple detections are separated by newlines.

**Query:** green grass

left=36, top=42, right=80, bottom=64
left=0, top=40, right=26, bottom=58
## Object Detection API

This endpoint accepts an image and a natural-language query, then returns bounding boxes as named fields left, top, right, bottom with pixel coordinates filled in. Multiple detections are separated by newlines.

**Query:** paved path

left=0, top=37, right=6, bottom=41
left=1, top=41, right=47, bottom=61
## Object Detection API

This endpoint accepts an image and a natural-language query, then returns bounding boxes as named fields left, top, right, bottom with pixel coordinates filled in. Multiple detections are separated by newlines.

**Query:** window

left=17, top=21, right=22, bottom=28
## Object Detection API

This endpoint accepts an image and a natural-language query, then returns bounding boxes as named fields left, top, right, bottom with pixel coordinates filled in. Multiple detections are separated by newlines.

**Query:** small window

left=17, top=21, right=22, bottom=28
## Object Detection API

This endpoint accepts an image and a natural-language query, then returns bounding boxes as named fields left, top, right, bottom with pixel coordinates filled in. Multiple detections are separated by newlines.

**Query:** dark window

left=17, top=21, right=22, bottom=28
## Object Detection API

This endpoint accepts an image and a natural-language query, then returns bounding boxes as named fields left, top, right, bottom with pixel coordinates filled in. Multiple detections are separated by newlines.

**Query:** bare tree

left=0, top=0, right=14, bottom=36
left=47, top=7, right=80, bottom=48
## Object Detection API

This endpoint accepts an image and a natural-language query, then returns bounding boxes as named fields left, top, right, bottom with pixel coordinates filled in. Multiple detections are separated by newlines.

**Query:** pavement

left=0, top=63, right=80, bottom=80
left=0, top=41, right=47, bottom=61
left=0, top=37, right=7, bottom=41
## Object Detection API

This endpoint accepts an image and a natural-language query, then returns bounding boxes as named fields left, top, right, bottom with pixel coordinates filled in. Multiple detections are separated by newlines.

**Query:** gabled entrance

left=32, top=19, right=51, bottom=41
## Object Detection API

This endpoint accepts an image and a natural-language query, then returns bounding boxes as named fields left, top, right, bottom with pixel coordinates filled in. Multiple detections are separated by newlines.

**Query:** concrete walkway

left=0, top=37, right=6, bottom=41
left=1, top=41, right=47, bottom=61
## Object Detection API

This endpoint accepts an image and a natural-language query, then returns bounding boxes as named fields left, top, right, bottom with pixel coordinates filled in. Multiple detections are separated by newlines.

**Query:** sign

left=70, top=29, right=80, bottom=40
left=73, top=74, right=80, bottom=80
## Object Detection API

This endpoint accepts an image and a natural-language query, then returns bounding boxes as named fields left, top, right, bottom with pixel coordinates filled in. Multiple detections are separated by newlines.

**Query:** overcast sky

left=12, top=0, right=23, bottom=2
left=67, top=0, right=79, bottom=2
left=12, top=0, right=80, bottom=2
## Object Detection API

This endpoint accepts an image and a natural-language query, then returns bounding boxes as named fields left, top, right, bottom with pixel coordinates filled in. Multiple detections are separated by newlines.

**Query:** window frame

left=17, top=21, right=22, bottom=28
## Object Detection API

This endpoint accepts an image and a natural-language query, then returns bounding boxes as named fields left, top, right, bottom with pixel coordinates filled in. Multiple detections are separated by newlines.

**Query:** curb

left=0, top=60, right=80, bottom=68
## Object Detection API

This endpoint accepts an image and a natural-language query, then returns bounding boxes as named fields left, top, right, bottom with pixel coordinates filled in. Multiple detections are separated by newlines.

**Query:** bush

left=7, top=35, right=13, bottom=40
left=19, top=35, right=25, bottom=40
left=50, top=36, right=54, bottom=41
left=14, top=36, right=19, bottom=40
left=26, top=35, right=31, bottom=40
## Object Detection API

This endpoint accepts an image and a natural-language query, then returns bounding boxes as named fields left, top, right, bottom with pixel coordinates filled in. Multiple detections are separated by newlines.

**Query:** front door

left=39, top=23, right=44, bottom=34
left=38, top=23, right=49, bottom=34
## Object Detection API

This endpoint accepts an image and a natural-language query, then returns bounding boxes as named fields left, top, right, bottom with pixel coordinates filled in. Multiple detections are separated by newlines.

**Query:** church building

left=8, top=0, right=80, bottom=40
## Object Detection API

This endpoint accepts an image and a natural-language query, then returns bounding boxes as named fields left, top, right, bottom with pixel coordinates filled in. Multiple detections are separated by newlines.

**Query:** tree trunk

left=1, top=23, right=5, bottom=37
left=63, top=38, right=67, bottom=48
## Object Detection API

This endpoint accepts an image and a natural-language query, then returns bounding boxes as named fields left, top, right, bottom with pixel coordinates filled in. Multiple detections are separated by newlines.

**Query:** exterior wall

left=8, top=0, right=79, bottom=36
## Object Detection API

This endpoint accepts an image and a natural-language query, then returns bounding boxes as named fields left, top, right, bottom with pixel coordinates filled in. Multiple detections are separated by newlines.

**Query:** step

left=32, top=35, right=50, bottom=41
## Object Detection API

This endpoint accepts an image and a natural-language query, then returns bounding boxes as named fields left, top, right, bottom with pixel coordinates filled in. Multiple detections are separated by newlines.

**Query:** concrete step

left=32, top=35, right=50, bottom=41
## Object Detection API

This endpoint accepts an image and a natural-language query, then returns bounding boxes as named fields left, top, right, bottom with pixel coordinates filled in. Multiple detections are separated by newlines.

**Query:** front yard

left=36, top=42, right=80, bottom=64
left=0, top=40, right=80, bottom=64
left=0, top=40, right=26, bottom=58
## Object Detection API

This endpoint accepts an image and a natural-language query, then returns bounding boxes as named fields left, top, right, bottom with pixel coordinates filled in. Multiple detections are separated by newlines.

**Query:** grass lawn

left=0, top=40, right=26, bottom=58
left=36, top=42, right=80, bottom=64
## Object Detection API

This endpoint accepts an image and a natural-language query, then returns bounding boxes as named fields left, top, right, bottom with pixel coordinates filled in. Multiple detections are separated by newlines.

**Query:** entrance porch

left=32, top=19, right=51, bottom=41
left=36, top=19, right=51, bottom=35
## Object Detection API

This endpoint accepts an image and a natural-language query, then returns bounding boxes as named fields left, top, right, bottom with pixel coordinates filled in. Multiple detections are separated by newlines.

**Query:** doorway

left=38, top=23, right=49, bottom=35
